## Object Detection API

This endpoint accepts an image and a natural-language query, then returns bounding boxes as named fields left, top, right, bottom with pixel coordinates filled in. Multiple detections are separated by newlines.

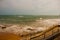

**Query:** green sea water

left=0, top=15, right=59, bottom=24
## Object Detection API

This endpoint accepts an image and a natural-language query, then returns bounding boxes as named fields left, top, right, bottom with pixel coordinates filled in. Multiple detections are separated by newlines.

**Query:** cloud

left=33, top=0, right=59, bottom=10
left=0, top=0, right=33, bottom=10
left=0, top=0, right=60, bottom=15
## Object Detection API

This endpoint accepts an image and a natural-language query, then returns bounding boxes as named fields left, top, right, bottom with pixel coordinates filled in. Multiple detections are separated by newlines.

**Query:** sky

left=0, top=0, right=60, bottom=15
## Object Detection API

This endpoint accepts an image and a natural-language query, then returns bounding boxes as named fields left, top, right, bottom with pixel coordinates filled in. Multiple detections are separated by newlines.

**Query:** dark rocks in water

left=2, top=27, right=6, bottom=29
left=0, top=25, right=6, bottom=29
left=58, top=25, right=60, bottom=27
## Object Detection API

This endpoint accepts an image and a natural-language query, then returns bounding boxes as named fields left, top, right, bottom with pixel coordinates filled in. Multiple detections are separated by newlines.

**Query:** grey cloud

left=0, top=0, right=60, bottom=15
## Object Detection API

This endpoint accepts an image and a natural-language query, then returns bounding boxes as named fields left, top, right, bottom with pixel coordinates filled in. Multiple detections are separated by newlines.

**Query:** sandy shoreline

left=0, top=19, right=60, bottom=40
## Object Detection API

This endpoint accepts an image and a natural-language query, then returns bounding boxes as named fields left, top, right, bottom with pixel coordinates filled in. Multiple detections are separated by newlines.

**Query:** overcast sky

left=0, top=0, right=60, bottom=15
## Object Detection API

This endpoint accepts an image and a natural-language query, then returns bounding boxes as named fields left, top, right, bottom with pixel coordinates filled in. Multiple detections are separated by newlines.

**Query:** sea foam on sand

left=0, top=19, right=60, bottom=35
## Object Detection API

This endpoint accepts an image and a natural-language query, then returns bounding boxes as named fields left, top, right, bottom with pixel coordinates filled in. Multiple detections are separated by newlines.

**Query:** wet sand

left=0, top=32, right=20, bottom=40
